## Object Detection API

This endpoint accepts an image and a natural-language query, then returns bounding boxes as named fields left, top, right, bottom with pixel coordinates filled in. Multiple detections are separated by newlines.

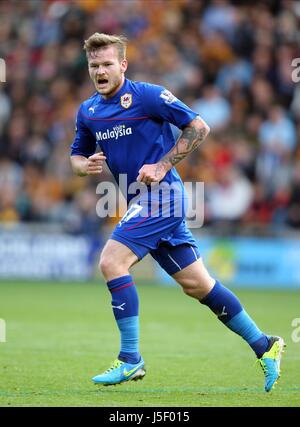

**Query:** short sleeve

left=140, top=83, right=198, bottom=129
left=70, top=105, right=96, bottom=157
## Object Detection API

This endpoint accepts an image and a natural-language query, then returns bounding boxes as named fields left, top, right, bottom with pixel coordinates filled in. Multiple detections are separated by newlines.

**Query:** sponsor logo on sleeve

left=159, top=89, right=177, bottom=104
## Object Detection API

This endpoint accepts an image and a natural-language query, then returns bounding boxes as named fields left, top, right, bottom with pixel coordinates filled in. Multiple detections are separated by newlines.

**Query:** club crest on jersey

left=120, top=93, right=132, bottom=109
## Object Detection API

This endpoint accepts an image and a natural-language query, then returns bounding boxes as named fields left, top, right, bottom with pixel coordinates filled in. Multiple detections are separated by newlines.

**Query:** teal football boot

left=92, top=358, right=146, bottom=386
left=258, top=336, right=285, bottom=392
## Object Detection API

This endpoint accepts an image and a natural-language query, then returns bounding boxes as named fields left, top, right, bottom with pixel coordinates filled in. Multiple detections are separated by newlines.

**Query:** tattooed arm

left=156, top=116, right=210, bottom=175
left=137, top=116, right=210, bottom=184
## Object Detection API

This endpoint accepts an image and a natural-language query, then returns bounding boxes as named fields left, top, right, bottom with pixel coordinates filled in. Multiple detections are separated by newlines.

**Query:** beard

left=95, top=74, right=123, bottom=98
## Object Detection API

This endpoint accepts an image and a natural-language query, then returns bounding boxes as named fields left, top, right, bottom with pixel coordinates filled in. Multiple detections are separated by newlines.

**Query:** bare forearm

left=157, top=116, right=210, bottom=174
left=70, top=155, right=88, bottom=176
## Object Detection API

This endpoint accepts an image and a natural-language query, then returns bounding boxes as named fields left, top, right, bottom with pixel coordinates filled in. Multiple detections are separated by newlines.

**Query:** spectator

left=206, top=165, right=254, bottom=222
left=192, top=85, right=231, bottom=131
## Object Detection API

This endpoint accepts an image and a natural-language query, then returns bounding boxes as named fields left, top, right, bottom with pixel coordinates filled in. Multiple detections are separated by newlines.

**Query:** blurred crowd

left=0, top=0, right=300, bottom=236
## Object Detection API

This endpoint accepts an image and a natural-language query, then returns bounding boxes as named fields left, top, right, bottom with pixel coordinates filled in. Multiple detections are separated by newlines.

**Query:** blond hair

left=83, top=33, right=128, bottom=60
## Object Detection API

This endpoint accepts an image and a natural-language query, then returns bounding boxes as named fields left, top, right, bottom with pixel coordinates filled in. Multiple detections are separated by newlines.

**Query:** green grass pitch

left=0, top=280, right=299, bottom=407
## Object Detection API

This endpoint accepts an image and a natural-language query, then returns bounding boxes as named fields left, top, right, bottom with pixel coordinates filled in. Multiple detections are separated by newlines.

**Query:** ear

left=120, top=58, right=128, bottom=73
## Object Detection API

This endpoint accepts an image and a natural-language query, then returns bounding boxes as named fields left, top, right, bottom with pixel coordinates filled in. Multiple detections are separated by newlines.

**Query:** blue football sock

left=200, top=280, right=269, bottom=358
left=107, top=275, right=140, bottom=364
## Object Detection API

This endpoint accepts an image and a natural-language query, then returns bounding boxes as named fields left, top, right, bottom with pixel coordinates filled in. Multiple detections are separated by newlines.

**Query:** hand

left=86, top=152, right=106, bottom=175
left=137, top=162, right=169, bottom=184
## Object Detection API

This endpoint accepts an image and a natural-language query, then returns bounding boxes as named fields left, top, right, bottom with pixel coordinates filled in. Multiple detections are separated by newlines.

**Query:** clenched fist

left=86, top=152, right=106, bottom=175
left=137, top=162, right=169, bottom=185
left=70, top=152, right=107, bottom=177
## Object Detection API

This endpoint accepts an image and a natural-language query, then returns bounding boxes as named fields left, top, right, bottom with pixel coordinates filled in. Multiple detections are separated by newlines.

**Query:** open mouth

left=97, top=78, right=108, bottom=85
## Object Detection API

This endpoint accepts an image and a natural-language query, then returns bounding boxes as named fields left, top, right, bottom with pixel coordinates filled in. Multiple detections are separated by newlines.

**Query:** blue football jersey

left=71, top=78, right=198, bottom=203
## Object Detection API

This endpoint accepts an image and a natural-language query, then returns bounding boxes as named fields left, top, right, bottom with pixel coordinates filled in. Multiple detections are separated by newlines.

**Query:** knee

left=99, top=253, right=129, bottom=280
left=182, top=281, right=200, bottom=299
left=99, top=254, right=115, bottom=278
left=181, top=278, right=214, bottom=300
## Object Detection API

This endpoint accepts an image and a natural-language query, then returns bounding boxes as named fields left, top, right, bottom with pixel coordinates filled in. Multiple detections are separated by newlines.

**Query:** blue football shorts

left=111, top=200, right=201, bottom=276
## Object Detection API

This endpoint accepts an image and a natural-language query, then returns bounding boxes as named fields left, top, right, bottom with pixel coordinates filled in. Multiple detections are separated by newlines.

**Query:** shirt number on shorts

left=119, top=203, right=143, bottom=226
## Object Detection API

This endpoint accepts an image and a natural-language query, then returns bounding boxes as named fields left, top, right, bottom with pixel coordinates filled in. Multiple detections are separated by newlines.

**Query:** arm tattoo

left=157, top=117, right=209, bottom=173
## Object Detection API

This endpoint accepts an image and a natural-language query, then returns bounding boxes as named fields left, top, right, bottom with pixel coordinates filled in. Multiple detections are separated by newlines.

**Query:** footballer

left=70, top=33, right=285, bottom=392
